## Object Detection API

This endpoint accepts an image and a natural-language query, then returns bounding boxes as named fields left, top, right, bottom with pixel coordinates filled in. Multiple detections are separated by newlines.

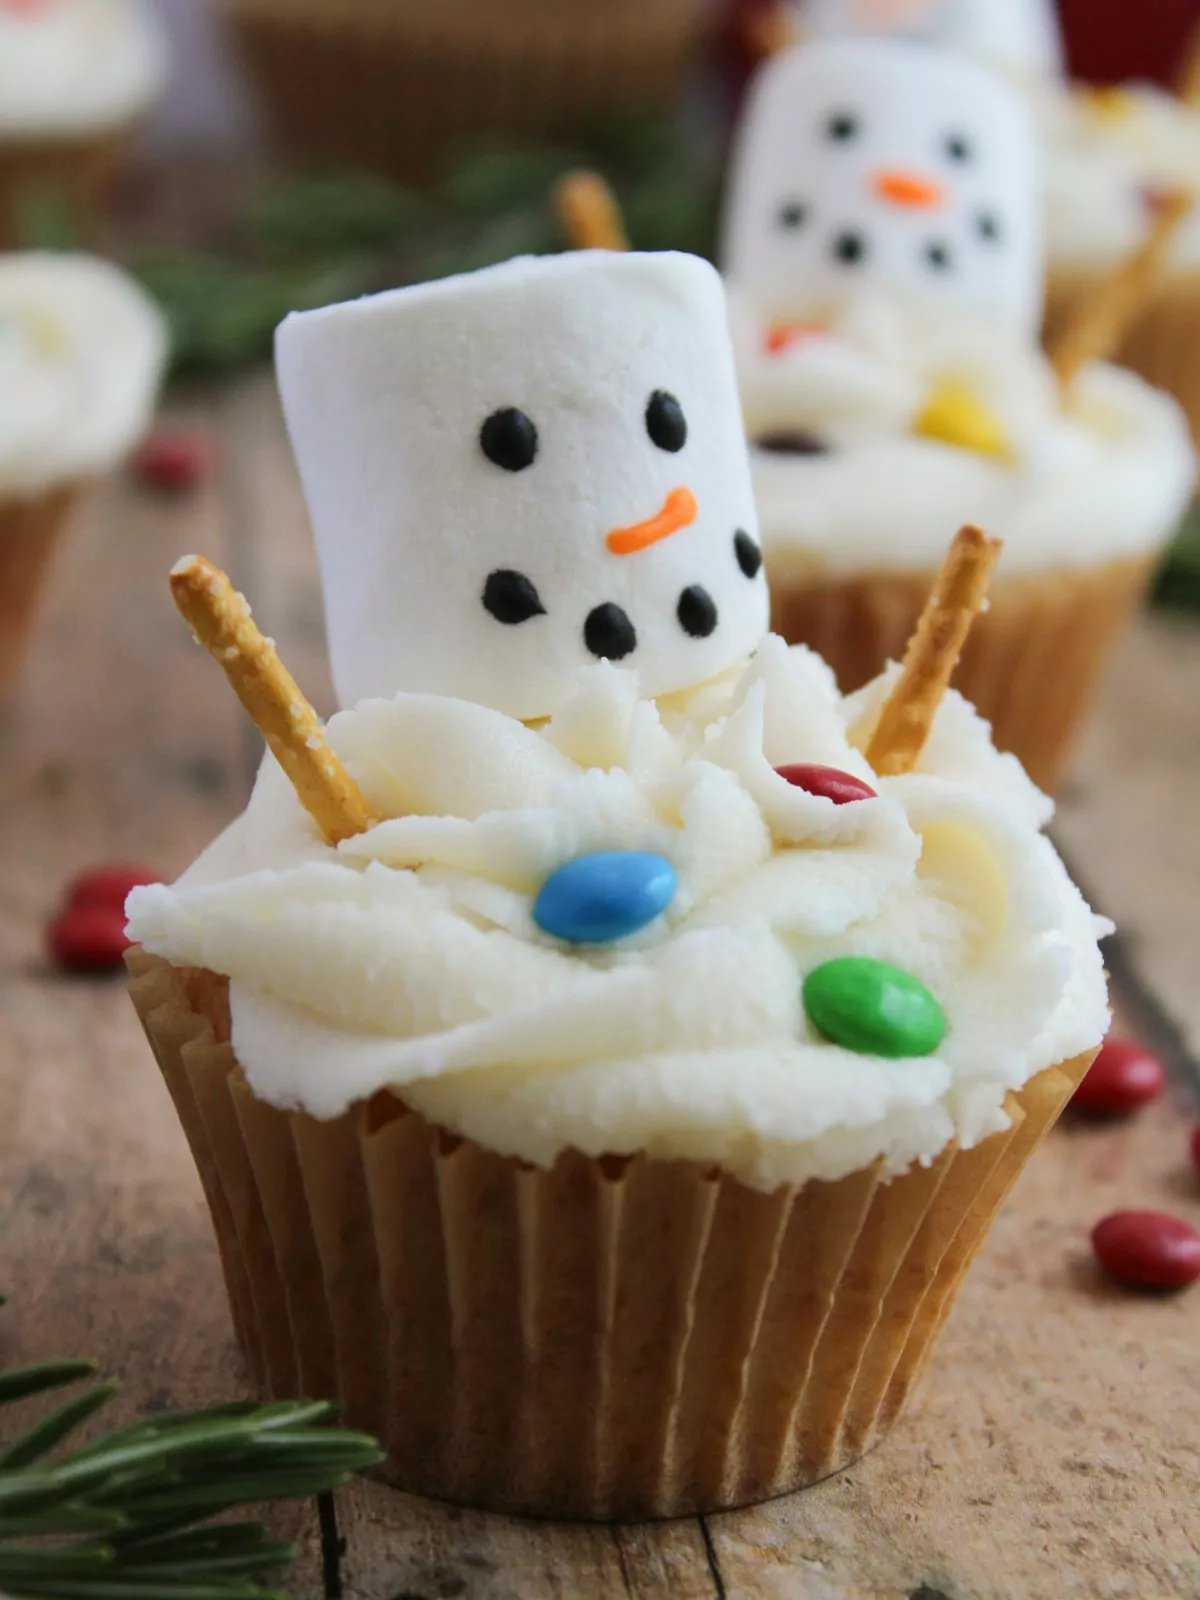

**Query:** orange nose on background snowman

left=872, top=169, right=947, bottom=209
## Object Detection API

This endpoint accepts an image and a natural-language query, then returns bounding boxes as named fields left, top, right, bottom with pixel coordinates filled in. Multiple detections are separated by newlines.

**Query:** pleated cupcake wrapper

left=0, top=133, right=128, bottom=249
left=1047, top=267, right=1200, bottom=452
left=770, top=556, right=1153, bottom=794
left=225, top=0, right=709, bottom=185
left=127, top=950, right=1094, bottom=1520
left=0, top=485, right=83, bottom=695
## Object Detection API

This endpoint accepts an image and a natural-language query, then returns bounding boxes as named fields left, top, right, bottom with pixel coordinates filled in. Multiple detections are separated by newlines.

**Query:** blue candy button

left=534, top=851, right=677, bottom=945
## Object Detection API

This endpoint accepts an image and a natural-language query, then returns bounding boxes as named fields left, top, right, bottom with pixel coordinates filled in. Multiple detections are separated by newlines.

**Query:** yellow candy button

left=913, top=384, right=1011, bottom=462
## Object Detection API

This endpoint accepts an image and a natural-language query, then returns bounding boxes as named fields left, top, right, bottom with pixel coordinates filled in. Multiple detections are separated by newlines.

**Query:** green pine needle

left=0, top=1357, right=382, bottom=1599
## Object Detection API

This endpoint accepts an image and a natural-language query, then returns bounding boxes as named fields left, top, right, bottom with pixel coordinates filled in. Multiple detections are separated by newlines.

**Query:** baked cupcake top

left=1039, top=85, right=1200, bottom=273
left=0, top=252, right=167, bottom=496
left=0, top=0, right=166, bottom=138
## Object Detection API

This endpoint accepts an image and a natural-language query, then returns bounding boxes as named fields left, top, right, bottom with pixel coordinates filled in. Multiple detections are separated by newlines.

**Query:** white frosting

left=0, top=252, right=166, bottom=496
left=0, top=0, right=166, bottom=138
left=793, top=0, right=1064, bottom=83
left=723, top=38, right=1043, bottom=340
left=732, top=290, right=1197, bottom=574
left=1038, top=84, right=1200, bottom=273
left=276, top=252, right=768, bottom=723
left=127, top=642, right=1111, bottom=1193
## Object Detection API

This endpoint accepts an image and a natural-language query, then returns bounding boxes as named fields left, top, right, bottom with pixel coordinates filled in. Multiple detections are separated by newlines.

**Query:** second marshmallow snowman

left=723, top=36, right=1043, bottom=340
left=276, top=250, right=768, bottom=721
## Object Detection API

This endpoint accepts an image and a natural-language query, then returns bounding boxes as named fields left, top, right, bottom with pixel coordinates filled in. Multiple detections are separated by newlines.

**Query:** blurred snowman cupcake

left=722, top=38, right=1196, bottom=791
left=126, top=250, right=1110, bottom=1519
left=0, top=0, right=167, bottom=247
left=0, top=252, right=166, bottom=691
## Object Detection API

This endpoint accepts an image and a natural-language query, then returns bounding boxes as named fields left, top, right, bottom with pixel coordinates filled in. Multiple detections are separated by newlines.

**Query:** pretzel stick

left=170, top=554, right=378, bottom=845
left=554, top=170, right=629, bottom=252
left=866, top=525, right=1001, bottom=778
left=1049, top=189, right=1193, bottom=389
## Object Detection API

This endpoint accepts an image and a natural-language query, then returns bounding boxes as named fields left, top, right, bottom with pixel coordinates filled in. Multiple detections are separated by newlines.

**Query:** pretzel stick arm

left=866, top=525, right=1001, bottom=778
left=170, top=554, right=378, bottom=845
left=554, top=170, right=630, bottom=252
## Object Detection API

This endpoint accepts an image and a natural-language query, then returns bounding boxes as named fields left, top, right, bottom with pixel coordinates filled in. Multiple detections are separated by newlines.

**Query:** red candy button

left=775, top=764, right=877, bottom=805
left=133, top=431, right=213, bottom=493
left=48, top=906, right=132, bottom=973
left=65, top=863, right=162, bottom=911
left=1071, top=1037, right=1166, bottom=1117
left=1092, top=1210, right=1200, bottom=1291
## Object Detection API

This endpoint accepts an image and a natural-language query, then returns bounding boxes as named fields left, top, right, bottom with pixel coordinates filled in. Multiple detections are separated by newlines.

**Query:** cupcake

left=1037, top=84, right=1200, bottom=447
left=722, top=39, right=1197, bottom=793
left=226, top=0, right=714, bottom=187
left=0, top=0, right=167, bottom=248
left=125, top=250, right=1110, bottom=1520
left=0, top=252, right=166, bottom=692
left=792, top=0, right=1065, bottom=83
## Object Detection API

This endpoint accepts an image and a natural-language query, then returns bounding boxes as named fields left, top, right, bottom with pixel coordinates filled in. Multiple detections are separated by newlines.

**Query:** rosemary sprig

left=0, top=1359, right=381, bottom=1599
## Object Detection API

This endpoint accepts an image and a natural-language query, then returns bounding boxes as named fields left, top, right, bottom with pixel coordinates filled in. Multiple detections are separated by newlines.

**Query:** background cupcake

left=225, top=0, right=718, bottom=186
left=0, top=252, right=166, bottom=692
left=0, top=0, right=167, bottom=248
left=722, top=38, right=1196, bottom=792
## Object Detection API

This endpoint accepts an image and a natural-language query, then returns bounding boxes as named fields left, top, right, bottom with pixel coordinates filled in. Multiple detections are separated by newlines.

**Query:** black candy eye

left=482, top=570, right=546, bottom=626
left=832, top=231, right=867, bottom=266
left=944, top=132, right=972, bottom=163
left=646, top=390, right=687, bottom=453
left=925, top=241, right=953, bottom=271
left=826, top=110, right=860, bottom=142
left=480, top=407, right=538, bottom=472
left=778, top=200, right=808, bottom=230
left=976, top=211, right=1002, bottom=243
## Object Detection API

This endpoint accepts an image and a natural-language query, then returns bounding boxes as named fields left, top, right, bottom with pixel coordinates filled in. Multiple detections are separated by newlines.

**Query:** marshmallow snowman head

left=276, top=252, right=768, bottom=721
left=723, top=37, right=1042, bottom=338
left=795, top=0, right=1063, bottom=80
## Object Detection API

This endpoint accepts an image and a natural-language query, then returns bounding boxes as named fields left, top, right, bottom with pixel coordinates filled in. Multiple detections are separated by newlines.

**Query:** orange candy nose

left=872, top=169, right=946, bottom=210
left=606, top=486, right=697, bottom=557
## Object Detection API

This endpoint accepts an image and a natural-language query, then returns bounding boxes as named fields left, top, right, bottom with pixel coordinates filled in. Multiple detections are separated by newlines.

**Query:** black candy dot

left=826, top=110, right=860, bottom=142
left=778, top=200, right=809, bottom=231
left=754, top=430, right=832, bottom=456
left=925, top=241, right=953, bottom=271
left=734, top=530, right=763, bottom=579
left=584, top=603, right=637, bottom=661
left=482, top=570, right=546, bottom=626
left=944, top=132, right=972, bottom=163
left=977, top=210, right=1002, bottom=243
left=832, top=231, right=867, bottom=266
left=677, top=586, right=718, bottom=639
left=480, top=407, right=538, bottom=472
left=646, top=390, right=687, bottom=453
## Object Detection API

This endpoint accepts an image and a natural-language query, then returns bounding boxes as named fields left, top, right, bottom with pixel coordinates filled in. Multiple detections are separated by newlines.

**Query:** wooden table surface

left=1, top=372, right=1198, bottom=1600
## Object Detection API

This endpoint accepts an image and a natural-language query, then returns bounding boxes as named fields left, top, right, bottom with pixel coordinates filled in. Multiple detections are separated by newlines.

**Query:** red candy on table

left=1071, top=1037, right=1167, bottom=1117
left=65, top=863, right=162, bottom=911
left=1091, top=1211, right=1200, bottom=1292
left=133, top=431, right=213, bottom=493
left=775, top=764, right=878, bottom=805
left=47, top=906, right=132, bottom=974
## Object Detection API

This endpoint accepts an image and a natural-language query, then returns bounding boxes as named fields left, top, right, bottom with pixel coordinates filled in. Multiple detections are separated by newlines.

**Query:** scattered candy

left=47, top=906, right=132, bottom=974
left=65, top=863, right=162, bottom=912
left=1071, top=1036, right=1166, bottom=1118
left=534, top=851, right=676, bottom=945
left=133, top=430, right=213, bottom=493
left=1091, top=1210, right=1200, bottom=1292
left=775, top=765, right=877, bottom=805
left=803, top=957, right=945, bottom=1059
left=912, top=385, right=1010, bottom=461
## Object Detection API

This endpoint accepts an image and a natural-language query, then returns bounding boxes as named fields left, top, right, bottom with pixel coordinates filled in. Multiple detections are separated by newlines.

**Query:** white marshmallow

left=723, top=38, right=1043, bottom=339
left=794, top=0, right=1063, bottom=81
left=276, top=252, right=767, bottom=721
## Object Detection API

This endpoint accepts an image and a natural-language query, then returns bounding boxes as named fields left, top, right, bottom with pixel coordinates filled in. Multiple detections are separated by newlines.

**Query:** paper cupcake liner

left=0, top=133, right=127, bottom=249
left=225, top=0, right=711, bottom=184
left=0, top=486, right=83, bottom=695
left=770, top=556, right=1153, bottom=794
left=127, top=951, right=1093, bottom=1520
left=1046, top=267, right=1200, bottom=451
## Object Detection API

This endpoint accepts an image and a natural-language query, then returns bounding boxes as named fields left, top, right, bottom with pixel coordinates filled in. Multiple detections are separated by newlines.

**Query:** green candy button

left=803, top=957, right=946, bottom=1059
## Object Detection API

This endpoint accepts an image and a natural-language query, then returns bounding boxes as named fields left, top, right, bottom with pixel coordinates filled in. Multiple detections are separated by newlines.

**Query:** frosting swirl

left=0, top=0, right=166, bottom=137
left=127, top=640, right=1110, bottom=1192
left=0, top=253, right=166, bottom=496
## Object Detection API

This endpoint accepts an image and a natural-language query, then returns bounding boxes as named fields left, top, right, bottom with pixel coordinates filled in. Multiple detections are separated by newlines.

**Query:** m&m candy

left=803, top=957, right=945, bottom=1059
left=534, top=851, right=677, bottom=945
left=775, top=765, right=877, bottom=805
left=1091, top=1211, right=1200, bottom=1292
